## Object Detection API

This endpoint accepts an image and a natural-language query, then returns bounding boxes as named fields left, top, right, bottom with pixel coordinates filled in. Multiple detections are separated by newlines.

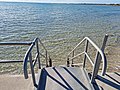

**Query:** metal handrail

left=84, top=52, right=94, bottom=67
left=23, top=41, right=35, bottom=79
left=38, top=38, right=47, bottom=51
left=23, top=38, right=50, bottom=87
left=67, top=35, right=108, bottom=81
left=0, top=42, right=32, bottom=45
left=0, top=42, right=32, bottom=63
left=0, top=38, right=51, bottom=87
left=68, top=52, right=84, bottom=61
left=68, top=38, right=86, bottom=56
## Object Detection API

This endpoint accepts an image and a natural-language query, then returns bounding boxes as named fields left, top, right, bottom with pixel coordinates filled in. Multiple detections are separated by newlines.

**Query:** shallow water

left=0, top=2, right=120, bottom=74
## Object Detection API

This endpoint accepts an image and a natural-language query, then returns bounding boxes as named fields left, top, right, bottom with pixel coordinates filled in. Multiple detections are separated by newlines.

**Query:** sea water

left=0, top=2, right=120, bottom=74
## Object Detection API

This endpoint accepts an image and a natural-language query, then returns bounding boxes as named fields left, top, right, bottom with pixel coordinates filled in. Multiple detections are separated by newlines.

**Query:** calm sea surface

left=0, top=2, right=120, bottom=74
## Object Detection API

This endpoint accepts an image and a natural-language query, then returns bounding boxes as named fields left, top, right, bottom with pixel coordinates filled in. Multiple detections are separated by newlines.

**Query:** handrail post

left=46, top=51, right=48, bottom=67
left=71, top=51, right=74, bottom=67
left=49, top=56, right=52, bottom=67
left=29, top=52, right=37, bottom=87
left=36, top=39, right=41, bottom=69
left=91, top=34, right=108, bottom=83
left=83, top=40, right=88, bottom=68
left=67, top=58, right=70, bottom=67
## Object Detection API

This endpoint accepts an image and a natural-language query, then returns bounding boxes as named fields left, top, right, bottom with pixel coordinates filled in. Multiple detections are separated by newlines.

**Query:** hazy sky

left=0, top=0, right=120, bottom=4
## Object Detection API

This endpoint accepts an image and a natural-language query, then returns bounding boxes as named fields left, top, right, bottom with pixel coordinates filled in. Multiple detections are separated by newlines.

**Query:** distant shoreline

left=0, top=1, right=120, bottom=6
left=96, top=4, right=120, bottom=6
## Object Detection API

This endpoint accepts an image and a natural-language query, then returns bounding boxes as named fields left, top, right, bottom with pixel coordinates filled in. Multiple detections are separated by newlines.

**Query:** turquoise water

left=0, top=2, right=120, bottom=74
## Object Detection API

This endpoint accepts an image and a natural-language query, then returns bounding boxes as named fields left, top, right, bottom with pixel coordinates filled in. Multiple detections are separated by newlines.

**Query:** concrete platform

left=36, top=67, right=120, bottom=90
left=0, top=71, right=119, bottom=90
left=95, top=72, right=120, bottom=90
left=0, top=75, right=33, bottom=90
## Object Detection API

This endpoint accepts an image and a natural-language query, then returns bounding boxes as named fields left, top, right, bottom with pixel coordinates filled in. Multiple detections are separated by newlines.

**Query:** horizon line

left=0, top=1, right=120, bottom=4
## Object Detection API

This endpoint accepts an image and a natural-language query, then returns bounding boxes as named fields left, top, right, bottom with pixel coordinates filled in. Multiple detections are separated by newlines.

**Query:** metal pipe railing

left=23, top=38, right=51, bottom=87
left=67, top=35, right=108, bottom=83
left=84, top=52, right=94, bottom=67
left=68, top=52, right=84, bottom=61
left=0, top=42, right=32, bottom=45
left=91, top=34, right=108, bottom=82
left=68, top=38, right=86, bottom=56
left=83, top=40, right=89, bottom=68
left=85, top=37, right=107, bottom=76
left=0, top=38, right=51, bottom=87
left=23, top=42, right=35, bottom=79
left=36, top=40, right=41, bottom=69
left=0, top=60, right=23, bottom=63
left=67, top=37, right=107, bottom=75
left=71, top=51, right=74, bottom=66
left=29, top=52, right=37, bottom=87
left=0, top=42, right=32, bottom=63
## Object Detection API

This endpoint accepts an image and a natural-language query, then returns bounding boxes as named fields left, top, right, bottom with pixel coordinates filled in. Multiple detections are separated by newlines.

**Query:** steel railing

left=23, top=38, right=51, bottom=87
left=0, top=42, right=31, bottom=63
left=67, top=34, right=108, bottom=83
left=0, top=38, right=51, bottom=87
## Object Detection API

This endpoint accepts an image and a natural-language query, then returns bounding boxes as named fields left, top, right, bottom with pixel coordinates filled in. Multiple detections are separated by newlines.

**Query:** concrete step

left=37, top=66, right=94, bottom=90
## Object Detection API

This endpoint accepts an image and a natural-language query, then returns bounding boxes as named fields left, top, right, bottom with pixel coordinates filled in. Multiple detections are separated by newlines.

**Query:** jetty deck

left=0, top=34, right=120, bottom=90
left=0, top=72, right=119, bottom=90
left=0, top=75, right=33, bottom=90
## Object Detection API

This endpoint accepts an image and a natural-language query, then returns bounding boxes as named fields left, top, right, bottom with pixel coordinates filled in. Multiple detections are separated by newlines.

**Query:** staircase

left=0, top=35, right=109, bottom=90
left=22, top=35, right=108, bottom=90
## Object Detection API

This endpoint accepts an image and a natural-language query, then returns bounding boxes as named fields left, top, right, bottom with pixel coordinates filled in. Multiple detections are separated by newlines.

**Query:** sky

left=0, top=0, right=120, bottom=4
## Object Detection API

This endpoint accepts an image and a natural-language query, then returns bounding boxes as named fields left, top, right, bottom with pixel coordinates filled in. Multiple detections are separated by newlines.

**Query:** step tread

left=37, top=67, right=94, bottom=90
